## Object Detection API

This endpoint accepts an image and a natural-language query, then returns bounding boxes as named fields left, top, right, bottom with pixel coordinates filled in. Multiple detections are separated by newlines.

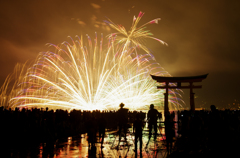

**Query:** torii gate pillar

left=151, top=74, right=208, bottom=116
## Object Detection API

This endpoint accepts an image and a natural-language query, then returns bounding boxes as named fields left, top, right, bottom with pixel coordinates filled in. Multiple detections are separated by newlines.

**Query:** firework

left=105, top=11, right=168, bottom=54
left=1, top=12, right=183, bottom=111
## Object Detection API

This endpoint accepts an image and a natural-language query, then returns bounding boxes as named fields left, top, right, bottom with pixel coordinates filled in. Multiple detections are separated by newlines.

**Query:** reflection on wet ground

left=42, top=126, right=169, bottom=158
left=4, top=125, right=171, bottom=158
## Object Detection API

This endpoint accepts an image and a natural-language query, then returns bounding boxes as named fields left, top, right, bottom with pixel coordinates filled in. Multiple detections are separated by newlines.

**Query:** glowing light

left=105, top=11, right=168, bottom=54
left=1, top=12, right=183, bottom=111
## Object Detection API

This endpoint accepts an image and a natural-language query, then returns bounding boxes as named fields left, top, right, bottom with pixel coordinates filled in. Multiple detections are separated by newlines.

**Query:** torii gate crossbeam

left=151, top=74, right=208, bottom=116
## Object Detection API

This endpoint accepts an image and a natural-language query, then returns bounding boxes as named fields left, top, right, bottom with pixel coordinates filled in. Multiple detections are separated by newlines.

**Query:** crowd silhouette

left=0, top=104, right=239, bottom=158
left=0, top=104, right=149, bottom=157
left=173, top=105, right=240, bottom=158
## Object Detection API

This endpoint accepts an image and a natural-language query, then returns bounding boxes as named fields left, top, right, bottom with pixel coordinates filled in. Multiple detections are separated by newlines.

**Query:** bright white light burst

left=1, top=12, right=183, bottom=111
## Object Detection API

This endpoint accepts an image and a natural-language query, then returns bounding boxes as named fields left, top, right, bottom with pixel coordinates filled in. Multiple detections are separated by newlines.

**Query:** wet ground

left=50, top=124, right=172, bottom=158
left=40, top=127, right=170, bottom=158
left=5, top=124, right=173, bottom=158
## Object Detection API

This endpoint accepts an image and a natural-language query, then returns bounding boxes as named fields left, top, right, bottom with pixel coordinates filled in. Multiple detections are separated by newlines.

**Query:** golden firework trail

left=105, top=11, right=168, bottom=54
left=0, top=12, right=183, bottom=111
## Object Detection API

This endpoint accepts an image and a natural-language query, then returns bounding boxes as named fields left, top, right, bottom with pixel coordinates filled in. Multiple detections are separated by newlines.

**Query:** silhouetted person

left=147, top=104, right=159, bottom=143
left=165, top=114, right=175, bottom=154
left=209, top=104, right=220, bottom=151
left=133, top=113, right=144, bottom=158
left=88, top=145, right=97, bottom=158
left=86, top=115, right=97, bottom=148
left=117, top=103, right=129, bottom=146
left=210, top=104, right=216, bottom=111
left=98, top=113, right=106, bottom=148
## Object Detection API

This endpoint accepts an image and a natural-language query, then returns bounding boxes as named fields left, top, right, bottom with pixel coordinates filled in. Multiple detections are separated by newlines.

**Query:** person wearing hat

left=117, top=103, right=129, bottom=146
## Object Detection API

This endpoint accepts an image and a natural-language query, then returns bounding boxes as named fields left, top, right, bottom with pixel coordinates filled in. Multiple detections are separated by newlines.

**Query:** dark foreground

left=0, top=107, right=170, bottom=157
left=169, top=108, right=240, bottom=158
left=1, top=125, right=170, bottom=158
left=0, top=107, right=240, bottom=157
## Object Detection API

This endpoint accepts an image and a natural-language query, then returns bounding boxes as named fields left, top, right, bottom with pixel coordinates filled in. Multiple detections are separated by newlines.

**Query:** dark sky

left=0, top=0, right=240, bottom=109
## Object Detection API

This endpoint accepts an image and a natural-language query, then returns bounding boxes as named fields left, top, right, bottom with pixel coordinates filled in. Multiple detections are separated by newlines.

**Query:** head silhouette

left=210, top=105, right=216, bottom=111
left=150, top=104, right=154, bottom=109
left=119, top=103, right=125, bottom=108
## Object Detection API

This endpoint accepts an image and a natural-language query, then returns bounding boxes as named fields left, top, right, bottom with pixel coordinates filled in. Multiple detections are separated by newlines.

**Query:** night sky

left=0, top=0, right=240, bottom=109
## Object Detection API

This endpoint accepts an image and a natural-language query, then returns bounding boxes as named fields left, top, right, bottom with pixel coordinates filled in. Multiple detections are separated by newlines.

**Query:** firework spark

left=105, top=11, right=168, bottom=54
left=1, top=12, right=183, bottom=111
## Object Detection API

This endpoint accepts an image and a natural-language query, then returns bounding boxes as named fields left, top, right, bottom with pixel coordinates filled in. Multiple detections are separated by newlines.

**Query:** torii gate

left=151, top=74, right=208, bottom=116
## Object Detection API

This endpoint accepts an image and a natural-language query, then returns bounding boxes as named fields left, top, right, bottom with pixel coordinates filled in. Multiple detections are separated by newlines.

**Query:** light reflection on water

left=35, top=124, right=170, bottom=158
left=7, top=110, right=178, bottom=158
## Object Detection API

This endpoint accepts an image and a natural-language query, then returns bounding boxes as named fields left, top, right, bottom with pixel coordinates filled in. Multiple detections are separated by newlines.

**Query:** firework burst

left=105, top=11, right=168, bottom=54
left=1, top=12, right=183, bottom=111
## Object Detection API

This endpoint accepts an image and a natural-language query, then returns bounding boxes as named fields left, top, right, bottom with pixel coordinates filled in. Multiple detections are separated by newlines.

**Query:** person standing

left=98, top=112, right=106, bottom=148
left=133, top=113, right=144, bottom=158
left=165, top=114, right=175, bottom=154
left=117, top=103, right=129, bottom=146
left=147, top=104, right=160, bottom=143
